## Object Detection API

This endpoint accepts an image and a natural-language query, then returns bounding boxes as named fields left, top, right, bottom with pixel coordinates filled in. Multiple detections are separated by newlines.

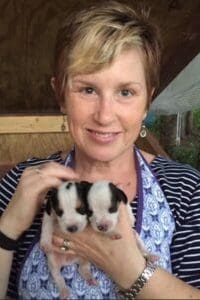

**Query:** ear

left=77, top=181, right=92, bottom=205
left=109, top=183, right=128, bottom=204
left=116, top=187, right=128, bottom=204
left=45, top=198, right=52, bottom=215
left=45, top=188, right=58, bottom=215
left=50, top=188, right=63, bottom=217
left=60, top=106, right=67, bottom=114
left=151, top=87, right=155, bottom=97
left=143, top=111, right=147, bottom=121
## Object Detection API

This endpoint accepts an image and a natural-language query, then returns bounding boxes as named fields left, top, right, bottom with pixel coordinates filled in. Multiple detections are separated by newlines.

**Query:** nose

left=67, top=225, right=78, bottom=233
left=94, top=96, right=115, bottom=125
left=97, top=224, right=109, bottom=232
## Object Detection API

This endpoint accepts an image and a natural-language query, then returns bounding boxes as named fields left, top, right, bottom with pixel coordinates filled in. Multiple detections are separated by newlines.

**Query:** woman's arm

left=0, top=247, right=14, bottom=298
left=137, top=267, right=200, bottom=299
left=0, top=219, right=18, bottom=299
left=0, top=162, right=79, bottom=298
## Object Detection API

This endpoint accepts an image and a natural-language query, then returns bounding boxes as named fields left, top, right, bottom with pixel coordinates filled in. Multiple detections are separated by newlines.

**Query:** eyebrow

left=71, top=79, right=142, bottom=88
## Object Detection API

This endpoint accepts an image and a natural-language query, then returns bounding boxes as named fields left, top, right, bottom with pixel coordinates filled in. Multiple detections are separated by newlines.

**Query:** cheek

left=66, top=101, right=92, bottom=129
left=110, top=212, right=119, bottom=225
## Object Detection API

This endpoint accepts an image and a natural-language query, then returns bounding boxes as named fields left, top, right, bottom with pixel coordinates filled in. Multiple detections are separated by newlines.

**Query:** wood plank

left=0, top=132, right=73, bottom=164
left=0, top=115, right=69, bottom=133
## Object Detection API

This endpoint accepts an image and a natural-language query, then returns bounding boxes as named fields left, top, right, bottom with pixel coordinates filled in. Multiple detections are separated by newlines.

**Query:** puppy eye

left=56, top=208, right=63, bottom=217
left=76, top=207, right=86, bottom=215
left=87, top=209, right=93, bottom=217
left=109, top=206, right=117, bottom=213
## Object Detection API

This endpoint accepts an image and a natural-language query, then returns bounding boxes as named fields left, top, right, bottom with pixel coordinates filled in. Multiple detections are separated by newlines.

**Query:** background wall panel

left=1, top=0, right=200, bottom=113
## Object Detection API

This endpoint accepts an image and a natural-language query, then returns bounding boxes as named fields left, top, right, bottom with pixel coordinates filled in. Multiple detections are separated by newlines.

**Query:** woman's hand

left=0, top=162, right=79, bottom=240
left=53, top=203, right=146, bottom=289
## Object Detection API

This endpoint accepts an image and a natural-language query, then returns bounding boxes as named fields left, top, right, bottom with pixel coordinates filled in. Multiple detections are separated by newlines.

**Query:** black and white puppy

left=86, top=180, right=134, bottom=239
left=40, top=181, right=96, bottom=299
left=86, top=180, right=155, bottom=260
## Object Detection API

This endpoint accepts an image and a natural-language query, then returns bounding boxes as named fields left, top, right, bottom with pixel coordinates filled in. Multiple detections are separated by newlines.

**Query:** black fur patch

left=49, top=188, right=63, bottom=217
left=108, top=183, right=128, bottom=213
left=75, top=181, right=92, bottom=215
left=45, top=198, right=52, bottom=215
left=65, top=182, right=73, bottom=189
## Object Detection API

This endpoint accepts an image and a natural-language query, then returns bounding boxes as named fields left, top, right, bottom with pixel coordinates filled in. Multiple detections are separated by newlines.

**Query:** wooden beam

left=0, top=115, right=69, bottom=133
left=158, top=10, right=200, bottom=94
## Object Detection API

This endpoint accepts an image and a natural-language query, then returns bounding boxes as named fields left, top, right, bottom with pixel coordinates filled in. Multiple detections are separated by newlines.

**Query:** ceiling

left=0, top=0, right=200, bottom=113
left=144, top=0, right=200, bottom=95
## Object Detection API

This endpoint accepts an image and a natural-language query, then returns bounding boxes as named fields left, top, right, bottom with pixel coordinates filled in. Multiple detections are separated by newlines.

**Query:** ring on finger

left=35, top=167, right=42, bottom=175
left=60, top=239, right=71, bottom=252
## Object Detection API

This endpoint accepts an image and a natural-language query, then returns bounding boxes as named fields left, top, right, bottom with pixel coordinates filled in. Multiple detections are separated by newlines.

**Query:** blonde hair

left=53, top=1, right=161, bottom=106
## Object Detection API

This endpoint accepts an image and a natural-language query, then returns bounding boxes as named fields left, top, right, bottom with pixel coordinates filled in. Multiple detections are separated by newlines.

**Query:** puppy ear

left=77, top=181, right=92, bottom=206
left=109, top=183, right=128, bottom=204
left=45, top=198, right=52, bottom=215
left=45, top=189, right=58, bottom=215
left=117, top=188, right=128, bottom=204
left=48, top=188, right=63, bottom=217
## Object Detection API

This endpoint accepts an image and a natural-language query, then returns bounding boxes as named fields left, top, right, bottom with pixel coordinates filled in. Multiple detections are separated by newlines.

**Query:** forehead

left=69, top=48, right=146, bottom=89
left=58, top=182, right=81, bottom=208
left=88, top=182, right=112, bottom=208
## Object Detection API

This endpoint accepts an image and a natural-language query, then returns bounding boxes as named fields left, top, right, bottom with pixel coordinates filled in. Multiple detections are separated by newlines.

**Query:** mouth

left=87, top=129, right=120, bottom=143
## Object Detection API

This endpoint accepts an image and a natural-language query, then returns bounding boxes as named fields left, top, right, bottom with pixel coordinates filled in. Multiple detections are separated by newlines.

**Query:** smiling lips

left=87, top=129, right=120, bottom=143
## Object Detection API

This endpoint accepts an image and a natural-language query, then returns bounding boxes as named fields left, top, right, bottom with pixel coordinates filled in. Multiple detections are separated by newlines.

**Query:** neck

left=73, top=147, right=137, bottom=201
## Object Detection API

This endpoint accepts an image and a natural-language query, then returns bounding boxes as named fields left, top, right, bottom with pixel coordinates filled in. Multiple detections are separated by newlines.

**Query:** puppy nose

left=67, top=225, right=78, bottom=233
left=97, top=224, right=108, bottom=232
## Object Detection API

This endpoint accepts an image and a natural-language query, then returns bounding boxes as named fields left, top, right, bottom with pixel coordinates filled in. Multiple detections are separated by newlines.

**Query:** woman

left=0, top=1, right=200, bottom=299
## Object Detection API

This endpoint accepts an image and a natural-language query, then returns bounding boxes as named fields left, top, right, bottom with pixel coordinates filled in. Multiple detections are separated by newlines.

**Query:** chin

left=86, top=149, right=125, bottom=163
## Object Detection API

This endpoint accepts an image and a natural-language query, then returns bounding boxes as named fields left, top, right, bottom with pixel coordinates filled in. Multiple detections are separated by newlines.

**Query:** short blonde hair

left=53, top=1, right=161, bottom=106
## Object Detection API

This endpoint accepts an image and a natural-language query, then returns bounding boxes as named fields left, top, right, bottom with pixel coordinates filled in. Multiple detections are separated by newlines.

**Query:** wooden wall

left=1, top=0, right=200, bottom=113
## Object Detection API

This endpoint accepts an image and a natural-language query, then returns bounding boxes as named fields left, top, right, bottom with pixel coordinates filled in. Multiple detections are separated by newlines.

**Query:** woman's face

left=62, top=49, right=148, bottom=163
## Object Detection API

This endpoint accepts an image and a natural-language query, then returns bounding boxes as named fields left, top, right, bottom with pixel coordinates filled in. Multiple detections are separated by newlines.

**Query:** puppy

left=40, top=181, right=96, bottom=299
left=86, top=180, right=134, bottom=239
left=86, top=180, right=156, bottom=260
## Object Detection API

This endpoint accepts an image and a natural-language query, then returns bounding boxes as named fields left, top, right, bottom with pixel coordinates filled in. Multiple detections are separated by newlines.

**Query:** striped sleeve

left=0, top=153, right=63, bottom=299
left=151, top=156, right=200, bottom=288
left=170, top=179, right=200, bottom=287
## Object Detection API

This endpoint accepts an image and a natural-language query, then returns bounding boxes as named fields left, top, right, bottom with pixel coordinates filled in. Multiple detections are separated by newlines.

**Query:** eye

left=87, top=209, right=93, bottom=217
left=56, top=208, right=64, bottom=217
left=119, top=89, right=133, bottom=97
left=76, top=207, right=87, bottom=215
left=82, top=87, right=95, bottom=94
left=108, top=206, right=117, bottom=213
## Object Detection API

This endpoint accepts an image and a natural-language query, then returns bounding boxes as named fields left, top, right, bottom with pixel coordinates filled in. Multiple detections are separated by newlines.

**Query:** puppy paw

left=109, top=232, right=122, bottom=240
left=148, top=254, right=160, bottom=263
left=87, top=277, right=98, bottom=286
left=40, top=242, right=52, bottom=253
left=60, top=287, right=70, bottom=300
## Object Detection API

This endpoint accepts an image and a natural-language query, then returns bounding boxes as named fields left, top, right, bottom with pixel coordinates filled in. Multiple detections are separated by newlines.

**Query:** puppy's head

left=86, top=180, right=127, bottom=234
left=46, top=181, right=91, bottom=234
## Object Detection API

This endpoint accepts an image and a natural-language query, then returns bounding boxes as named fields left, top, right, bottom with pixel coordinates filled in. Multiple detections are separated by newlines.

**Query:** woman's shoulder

left=150, top=155, right=200, bottom=182
left=150, top=155, right=200, bottom=227
left=16, top=151, right=64, bottom=169
left=0, top=151, right=64, bottom=192
left=4, top=151, right=64, bottom=179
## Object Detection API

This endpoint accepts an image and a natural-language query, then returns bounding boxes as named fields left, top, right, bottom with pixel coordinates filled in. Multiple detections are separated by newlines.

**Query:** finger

left=52, top=235, right=75, bottom=250
left=51, top=244, right=77, bottom=256
left=31, top=162, right=80, bottom=180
